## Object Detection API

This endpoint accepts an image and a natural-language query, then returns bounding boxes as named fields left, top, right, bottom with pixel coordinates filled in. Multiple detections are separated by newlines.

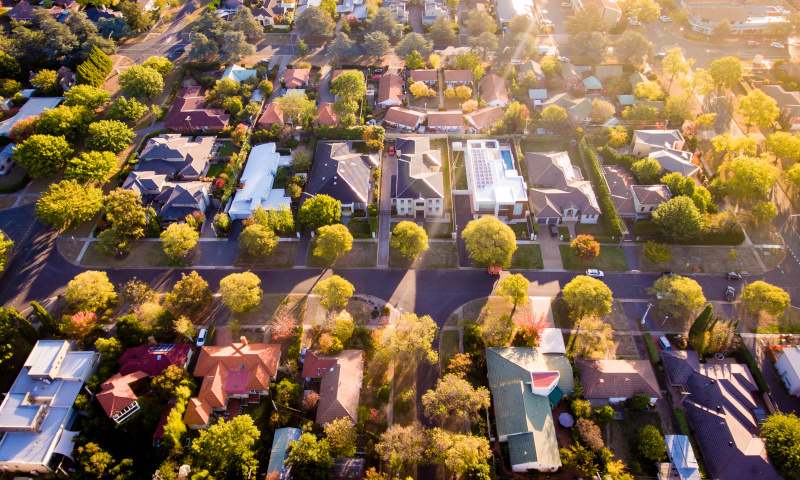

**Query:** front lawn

left=559, top=244, right=628, bottom=271
left=236, top=242, right=297, bottom=268
left=511, top=244, right=543, bottom=269
left=308, top=240, right=377, bottom=268
left=389, top=241, right=459, bottom=269
left=509, top=222, right=530, bottom=240
left=424, top=220, right=452, bottom=239
left=575, top=222, right=616, bottom=243
left=348, top=218, right=373, bottom=239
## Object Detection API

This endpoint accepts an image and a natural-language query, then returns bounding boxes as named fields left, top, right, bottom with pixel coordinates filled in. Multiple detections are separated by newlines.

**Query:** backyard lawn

left=430, top=138, right=453, bottom=212
left=452, top=150, right=468, bottom=190
left=559, top=244, right=628, bottom=271
left=389, top=241, right=459, bottom=269
left=511, top=244, right=543, bottom=269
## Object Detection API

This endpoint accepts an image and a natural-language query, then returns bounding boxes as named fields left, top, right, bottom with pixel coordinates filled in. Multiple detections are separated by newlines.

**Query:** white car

left=659, top=15, right=671, bottom=22
left=628, top=17, right=641, bottom=26
left=771, top=42, right=785, bottom=49
left=585, top=269, right=605, bottom=278
left=196, top=328, right=208, bottom=347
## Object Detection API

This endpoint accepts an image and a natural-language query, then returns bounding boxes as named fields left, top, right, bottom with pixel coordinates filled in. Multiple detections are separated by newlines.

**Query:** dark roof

left=84, top=5, right=122, bottom=22
left=306, top=142, right=377, bottom=204
left=577, top=359, right=661, bottom=400
left=662, top=350, right=700, bottom=387
left=153, top=183, right=206, bottom=222
left=118, top=344, right=192, bottom=377
left=137, top=135, right=214, bottom=179
left=393, top=137, right=444, bottom=200
left=164, top=87, right=230, bottom=133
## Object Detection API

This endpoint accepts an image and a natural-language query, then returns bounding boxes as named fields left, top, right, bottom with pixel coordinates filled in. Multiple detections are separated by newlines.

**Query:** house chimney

left=240, top=336, right=248, bottom=345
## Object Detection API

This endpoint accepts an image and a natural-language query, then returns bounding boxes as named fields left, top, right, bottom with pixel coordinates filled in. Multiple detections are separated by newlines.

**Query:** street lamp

left=641, top=302, right=654, bottom=325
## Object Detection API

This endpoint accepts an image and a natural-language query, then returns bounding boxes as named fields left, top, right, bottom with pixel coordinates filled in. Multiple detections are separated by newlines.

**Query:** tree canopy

left=390, top=221, right=429, bottom=260
left=298, top=194, right=342, bottom=230
left=191, top=415, right=260, bottom=479
left=562, top=275, right=613, bottom=320
left=462, top=216, right=517, bottom=268
left=763, top=413, right=800, bottom=479
left=36, top=180, right=103, bottom=230
left=313, top=223, right=353, bottom=266
left=219, top=272, right=262, bottom=313
left=741, top=280, right=790, bottom=316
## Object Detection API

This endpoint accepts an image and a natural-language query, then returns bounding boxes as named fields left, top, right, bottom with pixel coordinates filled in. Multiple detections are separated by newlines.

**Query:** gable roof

left=648, top=148, right=699, bottom=177
left=583, top=75, right=603, bottom=90
left=427, top=111, right=464, bottom=129
left=485, top=347, right=573, bottom=469
left=378, top=72, right=403, bottom=104
left=632, top=184, right=671, bottom=205
left=393, top=137, right=444, bottom=200
left=409, top=69, right=438, bottom=83
left=228, top=142, right=291, bottom=219
left=577, top=359, right=661, bottom=399
left=317, top=102, right=338, bottom=126
left=465, top=106, right=504, bottom=131
left=283, top=68, right=311, bottom=88
left=122, top=170, right=168, bottom=196
left=525, top=152, right=599, bottom=217
left=258, top=102, right=284, bottom=127
left=96, top=371, right=148, bottom=420
left=153, top=182, right=208, bottom=222
left=316, top=350, right=364, bottom=425
left=118, top=344, right=192, bottom=377
left=443, top=70, right=473, bottom=83
left=306, top=141, right=378, bottom=204
left=665, top=434, right=701, bottom=480
left=221, top=64, right=257, bottom=83
left=383, top=107, right=426, bottom=129
left=633, top=129, right=684, bottom=150
left=480, top=73, right=509, bottom=104
left=138, top=134, right=215, bottom=178
left=164, top=86, right=230, bottom=132
left=0, top=97, right=63, bottom=136
left=8, top=0, right=34, bottom=20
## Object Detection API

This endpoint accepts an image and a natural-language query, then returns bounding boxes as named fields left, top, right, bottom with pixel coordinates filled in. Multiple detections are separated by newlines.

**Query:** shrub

left=76, top=46, right=113, bottom=87
left=580, top=140, right=624, bottom=238
left=572, top=398, right=592, bottom=418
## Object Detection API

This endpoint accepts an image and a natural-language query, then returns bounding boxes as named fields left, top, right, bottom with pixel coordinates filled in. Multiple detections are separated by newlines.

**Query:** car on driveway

left=726, top=272, right=743, bottom=281
left=167, top=45, right=185, bottom=60
left=196, top=328, right=208, bottom=347
left=724, top=286, right=736, bottom=301
left=586, top=269, right=605, bottom=278
left=772, top=42, right=785, bottom=49
left=655, top=52, right=667, bottom=60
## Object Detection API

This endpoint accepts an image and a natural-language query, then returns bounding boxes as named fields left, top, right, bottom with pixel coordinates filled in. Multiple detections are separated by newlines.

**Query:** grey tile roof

left=577, top=359, right=661, bottom=400
left=154, top=182, right=207, bottom=222
left=138, top=134, right=214, bottom=179
left=393, top=137, right=444, bottom=200
left=306, top=142, right=378, bottom=204
left=525, top=152, right=599, bottom=217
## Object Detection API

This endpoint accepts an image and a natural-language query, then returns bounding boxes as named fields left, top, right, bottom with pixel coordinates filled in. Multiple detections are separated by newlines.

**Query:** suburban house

left=165, top=85, right=230, bottom=133
left=486, top=347, right=574, bottom=472
left=526, top=151, right=599, bottom=225
left=392, top=137, right=445, bottom=218
left=184, top=339, right=281, bottom=429
left=266, top=427, right=302, bottom=479
left=518, top=60, right=544, bottom=84
left=336, top=0, right=368, bottom=19
left=479, top=73, right=510, bottom=108
left=0, top=97, right=63, bottom=136
left=659, top=434, right=701, bottom=480
left=661, top=350, right=782, bottom=479
left=542, top=93, right=593, bottom=125
left=152, top=182, right=210, bottom=224
left=684, top=0, right=788, bottom=35
left=316, top=102, right=338, bottom=126
left=377, top=72, right=403, bottom=108
left=760, top=84, right=800, bottom=131
left=422, top=0, right=447, bottom=23
left=283, top=68, right=311, bottom=88
left=301, top=350, right=364, bottom=425
left=383, top=107, right=425, bottom=131
left=409, top=69, right=438, bottom=86
left=456, top=139, right=528, bottom=222
left=465, top=106, right=504, bottom=133
left=443, top=70, right=473, bottom=87
left=305, top=141, right=379, bottom=216
left=576, top=359, right=662, bottom=405
left=774, top=346, right=800, bottom=396
left=221, top=64, right=258, bottom=84
left=648, top=148, right=700, bottom=178
left=0, top=340, right=99, bottom=475
left=137, top=134, right=215, bottom=180
left=603, top=165, right=670, bottom=220
left=7, top=0, right=34, bottom=21
left=631, top=129, right=685, bottom=157
left=97, top=344, right=192, bottom=424
left=582, top=75, right=603, bottom=95
left=227, top=143, right=292, bottom=220
left=570, top=0, right=622, bottom=23
left=382, top=0, right=409, bottom=21
left=427, top=111, right=465, bottom=133
left=258, top=102, right=284, bottom=128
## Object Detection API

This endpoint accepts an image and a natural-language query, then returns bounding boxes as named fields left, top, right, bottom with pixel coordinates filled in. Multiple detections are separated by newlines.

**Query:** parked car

left=724, top=286, right=736, bottom=302
left=586, top=269, right=605, bottom=278
left=726, top=272, right=743, bottom=281
left=548, top=224, right=559, bottom=238
left=655, top=52, right=667, bottom=60
left=628, top=17, right=641, bottom=26
left=659, top=15, right=671, bottom=22
left=167, top=45, right=185, bottom=61
left=196, top=328, right=208, bottom=347
left=662, top=271, right=674, bottom=276
left=771, top=42, right=785, bottom=49
left=0, top=157, right=14, bottom=176
left=747, top=40, right=760, bottom=46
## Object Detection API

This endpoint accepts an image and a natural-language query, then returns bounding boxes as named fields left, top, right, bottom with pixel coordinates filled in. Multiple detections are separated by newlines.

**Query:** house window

left=513, top=203, right=523, bottom=215
left=649, top=206, right=654, bottom=212
left=640, top=207, right=645, bottom=212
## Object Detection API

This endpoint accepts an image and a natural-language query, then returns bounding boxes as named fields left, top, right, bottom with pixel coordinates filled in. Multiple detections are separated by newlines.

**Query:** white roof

left=528, top=89, right=548, bottom=100
left=0, top=97, right=63, bottom=136
left=228, top=143, right=291, bottom=220
left=779, top=347, right=800, bottom=377
left=222, top=64, right=258, bottom=84
left=539, top=328, right=566, bottom=354
left=464, top=139, right=527, bottom=210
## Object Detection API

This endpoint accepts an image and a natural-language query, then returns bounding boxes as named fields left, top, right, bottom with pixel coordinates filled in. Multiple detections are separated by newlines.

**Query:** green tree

left=622, top=103, right=661, bottom=124
left=738, top=88, right=780, bottom=130
left=741, top=280, right=790, bottom=316
left=299, top=194, right=341, bottom=230
left=652, top=196, right=703, bottom=242
left=36, top=180, right=103, bottom=230
left=65, top=151, right=117, bottom=183
left=709, top=56, right=742, bottom=90
left=379, top=312, right=438, bottom=364
left=562, top=275, right=613, bottom=320
left=286, top=432, right=334, bottom=479
left=652, top=274, right=706, bottom=324
left=566, top=4, right=610, bottom=33
left=643, top=240, right=671, bottom=265
left=375, top=424, right=427, bottom=476
left=540, top=104, right=569, bottom=130
left=36, top=105, right=92, bottom=140
left=191, top=415, right=260, bottom=479
left=14, top=134, right=73, bottom=178
left=313, top=275, right=355, bottom=311
left=463, top=10, right=496, bottom=36
left=631, top=158, right=662, bottom=183
left=428, top=16, right=457, bottom=46
left=219, top=272, right=262, bottom=313
left=500, top=101, right=530, bottom=133
left=119, top=65, right=164, bottom=98
left=275, top=90, right=317, bottom=125
left=560, top=442, right=599, bottom=477
left=104, top=188, right=147, bottom=241
left=590, top=98, right=615, bottom=124
left=422, top=373, right=490, bottom=424
left=620, top=0, right=661, bottom=22
left=576, top=417, right=604, bottom=451
left=313, top=223, right=353, bottom=265
left=479, top=312, right=514, bottom=347
left=634, top=80, right=665, bottom=101
left=239, top=224, right=278, bottom=258
left=294, top=6, right=335, bottom=37
left=390, top=221, right=429, bottom=260
left=719, top=156, right=779, bottom=206
left=323, top=417, right=357, bottom=458
left=86, top=120, right=135, bottom=153
left=614, top=31, right=652, bottom=67
left=76, top=442, right=114, bottom=478
left=752, top=201, right=778, bottom=225
left=461, top=216, right=517, bottom=268
left=165, top=271, right=212, bottom=317
left=762, top=413, right=800, bottom=479
left=0, top=231, right=12, bottom=273
left=665, top=95, right=693, bottom=124
left=65, top=270, right=117, bottom=312
left=661, top=47, right=689, bottom=92
left=160, top=223, right=199, bottom=262
left=369, top=7, right=403, bottom=42
left=120, top=0, right=154, bottom=32
left=495, top=273, right=529, bottom=309
left=31, top=69, right=58, bottom=94
left=767, top=132, right=800, bottom=163
left=64, top=84, right=110, bottom=109
left=107, top=96, right=149, bottom=124
left=636, top=425, right=666, bottom=461
left=404, top=50, right=426, bottom=69
left=427, top=429, right=491, bottom=479
left=363, top=31, right=391, bottom=57
left=660, top=172, right=696, bottom=197
left=141, top=55, right=174, bottom=77
left=396, top=32, right=433, bottom=57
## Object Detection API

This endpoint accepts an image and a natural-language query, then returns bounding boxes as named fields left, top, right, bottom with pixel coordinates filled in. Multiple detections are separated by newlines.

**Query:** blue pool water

left=500, top=148, right=514, bottom=170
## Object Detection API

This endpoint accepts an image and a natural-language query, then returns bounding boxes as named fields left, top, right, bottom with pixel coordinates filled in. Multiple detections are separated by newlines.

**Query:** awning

left=53, top=430, right=78, bottom=460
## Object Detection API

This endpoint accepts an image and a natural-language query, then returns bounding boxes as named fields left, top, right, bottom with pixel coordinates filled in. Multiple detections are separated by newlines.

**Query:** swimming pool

left=500, top=148, right=514, bottom=170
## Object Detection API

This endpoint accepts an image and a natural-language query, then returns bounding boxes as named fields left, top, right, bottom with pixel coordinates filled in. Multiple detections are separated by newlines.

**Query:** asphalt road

left=0, top=203, right=791, bottom=325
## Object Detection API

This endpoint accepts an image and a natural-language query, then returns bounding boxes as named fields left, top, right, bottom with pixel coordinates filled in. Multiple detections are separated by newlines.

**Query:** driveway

left=538, top=226, right=564, bottom=270
left=453, top=194, right=472, bottom=267
left=377, top=150, right=395, bottom=268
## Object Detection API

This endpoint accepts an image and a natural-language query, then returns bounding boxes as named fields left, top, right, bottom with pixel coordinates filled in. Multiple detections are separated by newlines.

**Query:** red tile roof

left=531, top=371, right=560, bottom=389
left=383, top=107, right=425, bottom=129
left=316, top=102, right=338, bottom=126
left=96, top=371, right=148, bottom=419
left=464, top=106, right=504, bottom=131
left=302, top=351, right=339, bottom=378
left=165, top=87, right=230, bottom=133
left=409, top=69, right=438, bottom=83
left=118, top=344, right=192, bottom=377
left=479, top=73, right=509, bottom=105
left=284, top=68, right=311, bottom=88
left=444, top=70, right=473, bottom=83
left=378, top=72, right=403, bottom=105
left=427, top=111, right=465, bottom=129
left=258, top=102, right=284, bottom=127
